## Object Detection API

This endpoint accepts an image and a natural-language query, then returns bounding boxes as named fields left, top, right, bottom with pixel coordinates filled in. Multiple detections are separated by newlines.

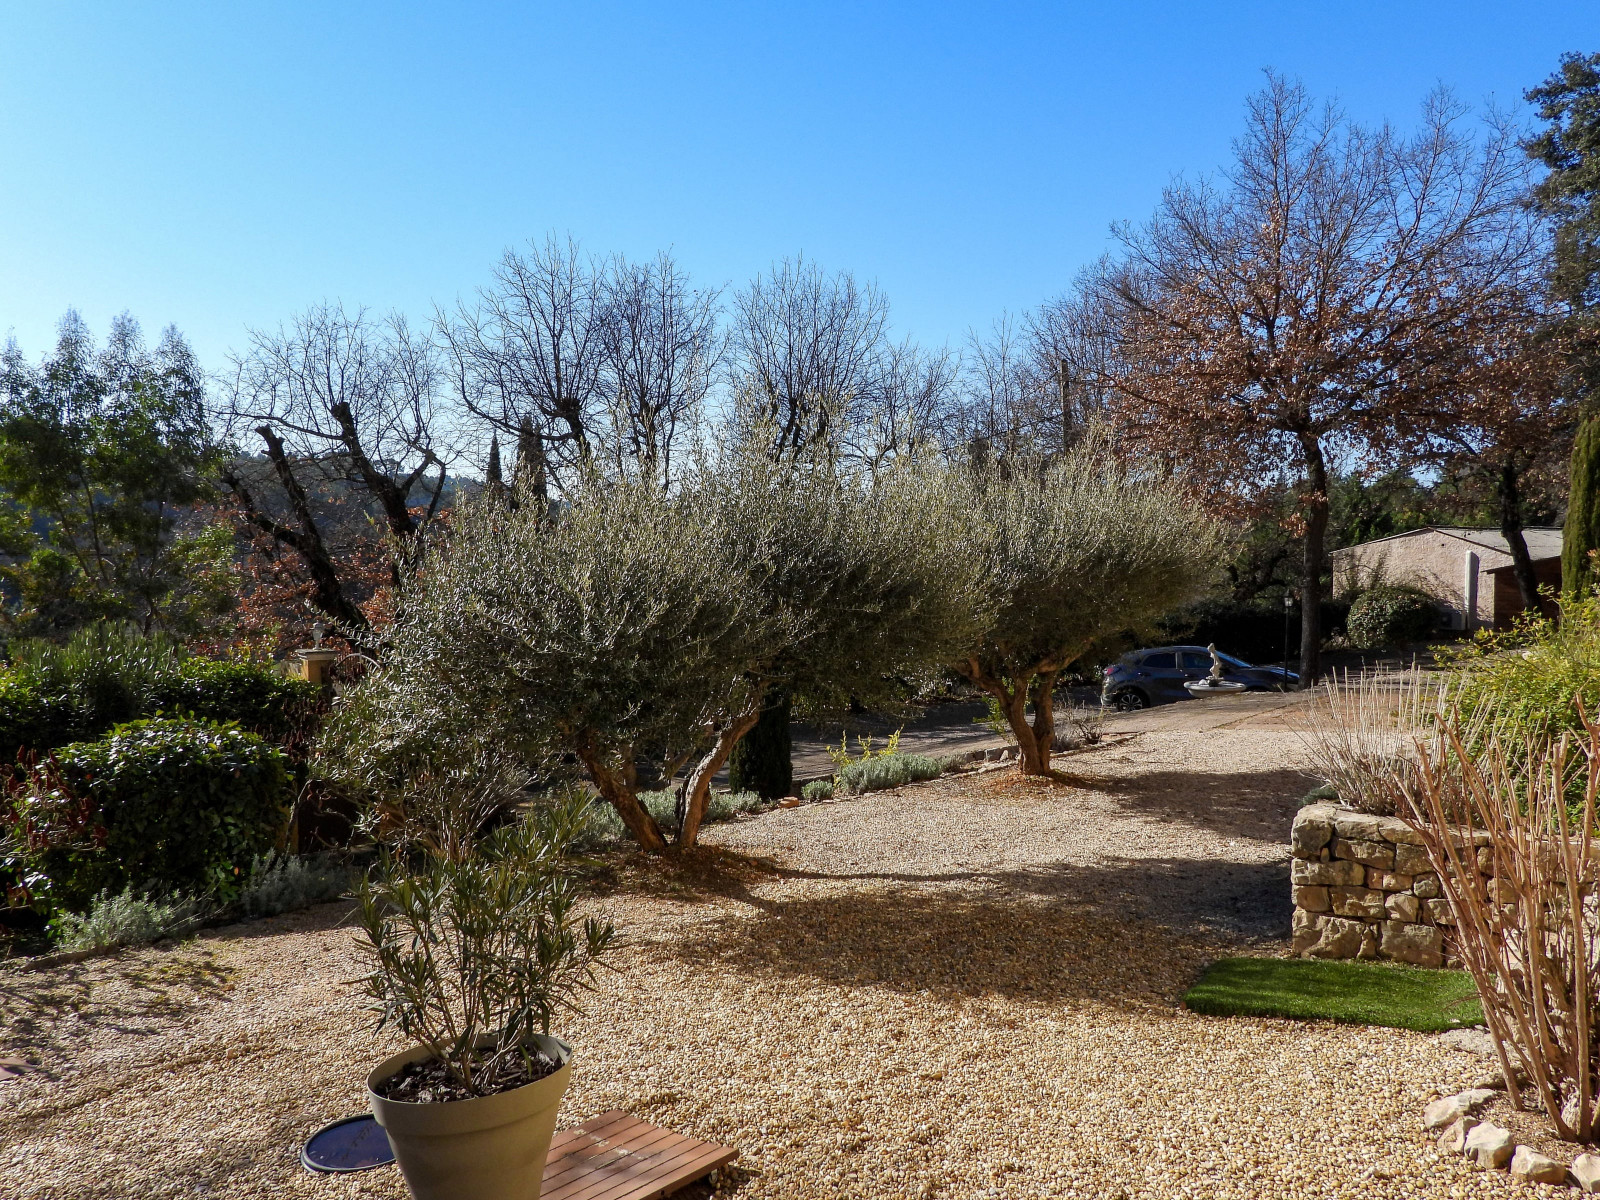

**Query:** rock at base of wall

left=1380, top=920, right=1444, bottom=968
left=1294, top=913, right=1375, bottom=960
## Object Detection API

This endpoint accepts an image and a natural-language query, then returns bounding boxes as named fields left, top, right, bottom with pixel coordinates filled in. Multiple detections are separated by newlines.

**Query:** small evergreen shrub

left=1346, top=586, right=1439, bottom=649
left=51, top=887, right=209, bottom=952
left=238, top=853, right=356, bottom=918
left=801, top=779, right=834, bottom=802
left=835, top=752, right=943, bottom=795
left=1445, top=594, right=1600, bottom=746
left=9, top=718, right=291, bottom=910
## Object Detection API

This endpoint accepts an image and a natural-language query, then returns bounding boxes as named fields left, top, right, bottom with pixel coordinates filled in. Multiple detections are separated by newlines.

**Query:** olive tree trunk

left=960, top=660, right=1060, bottom=776
left=574, top=735, right=667, bottom=852
left=676, top=710, right=763, bottom=846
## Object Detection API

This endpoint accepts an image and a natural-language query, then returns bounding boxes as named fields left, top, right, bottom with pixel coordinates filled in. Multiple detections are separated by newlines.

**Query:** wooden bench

left=542, top=1110, right=738, bottom=1200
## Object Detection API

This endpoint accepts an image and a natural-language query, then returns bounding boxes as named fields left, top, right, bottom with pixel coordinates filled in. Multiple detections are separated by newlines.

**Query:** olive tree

left=949, top=441, right=1223, bottom=775
left=335, top=452, right=984, bottom=850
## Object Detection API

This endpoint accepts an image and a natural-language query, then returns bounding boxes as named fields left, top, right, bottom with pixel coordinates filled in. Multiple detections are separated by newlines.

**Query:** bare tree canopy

left=219, top=303, right=459, bottom=642
left=728, top=256, right=892, bottom=460
left=595, top=251, right=723, bottom=484
left=440, top=234, right=606, bottom=487
left=1100, top=74, right=1537, bottom=682
left=442, top=236, right=722, bottom=488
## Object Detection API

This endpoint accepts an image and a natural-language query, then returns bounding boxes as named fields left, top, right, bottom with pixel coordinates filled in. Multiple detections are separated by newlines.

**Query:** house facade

left=1330, top=526, right=1563, bottom=631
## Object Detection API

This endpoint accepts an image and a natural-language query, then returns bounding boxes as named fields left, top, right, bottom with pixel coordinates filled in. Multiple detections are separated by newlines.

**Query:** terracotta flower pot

left=368, top=1034, right=572, bottom=1200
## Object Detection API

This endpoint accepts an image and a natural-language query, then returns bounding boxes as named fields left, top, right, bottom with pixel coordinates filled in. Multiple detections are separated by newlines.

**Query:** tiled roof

left=1331, top=526, right=1562, bottom=561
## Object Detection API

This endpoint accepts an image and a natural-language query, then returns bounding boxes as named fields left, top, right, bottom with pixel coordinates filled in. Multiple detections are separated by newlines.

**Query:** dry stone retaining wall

left=1290, top=802, right=1486, bottom=969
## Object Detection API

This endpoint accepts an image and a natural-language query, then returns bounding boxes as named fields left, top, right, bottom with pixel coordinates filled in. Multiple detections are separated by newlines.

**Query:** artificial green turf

left=1183, top=956, right=1484, bottom=1032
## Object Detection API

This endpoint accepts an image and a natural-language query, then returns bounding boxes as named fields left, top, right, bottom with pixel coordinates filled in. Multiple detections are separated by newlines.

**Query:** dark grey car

left=1100, top=645, right=1297, bottom=710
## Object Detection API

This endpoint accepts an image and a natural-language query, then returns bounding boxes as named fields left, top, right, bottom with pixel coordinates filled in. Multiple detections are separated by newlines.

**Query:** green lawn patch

left=1183, top=956, right=1484, bottom=1032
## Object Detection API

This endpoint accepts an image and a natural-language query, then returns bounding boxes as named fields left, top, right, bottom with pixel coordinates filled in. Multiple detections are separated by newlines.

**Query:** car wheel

left=1110, top=688, right=1150, bottom=712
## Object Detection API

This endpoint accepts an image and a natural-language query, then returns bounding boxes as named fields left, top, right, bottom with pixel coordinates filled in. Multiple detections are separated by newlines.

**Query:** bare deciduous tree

left=219, top=304, right=459, bottom=644
left=439, top=235, right=607, bottom=488
left=728, top=256, right=891, bottom=460
left=596, top=251, right=723, bottom=484
left=444, top=237, right=725, bottom=488
left=1100, top=75, right=1535, bottom=683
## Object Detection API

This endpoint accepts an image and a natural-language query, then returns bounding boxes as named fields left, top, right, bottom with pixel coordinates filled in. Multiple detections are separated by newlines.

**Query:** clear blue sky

left=2, top=2, right=1595, bottom=370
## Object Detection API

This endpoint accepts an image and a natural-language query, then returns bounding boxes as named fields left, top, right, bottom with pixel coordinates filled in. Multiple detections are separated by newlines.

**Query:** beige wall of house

left=1331, top=527, right=1563, bottom=631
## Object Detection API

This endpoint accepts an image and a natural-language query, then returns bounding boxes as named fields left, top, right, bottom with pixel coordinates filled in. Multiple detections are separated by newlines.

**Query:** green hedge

left=1346, top=586, right=1438, bottom=650
left=153, top=659, right=324, bottom=755
left=0, top=643, right=322, bottom=767
left=9, top=718, right=292, bottom=910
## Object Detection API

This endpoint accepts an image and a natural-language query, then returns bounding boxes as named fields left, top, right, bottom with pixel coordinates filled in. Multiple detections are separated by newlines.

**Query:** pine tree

left=727, top=691, right=792, bottom=800
left=1527, top=53, right=1600, bottom=600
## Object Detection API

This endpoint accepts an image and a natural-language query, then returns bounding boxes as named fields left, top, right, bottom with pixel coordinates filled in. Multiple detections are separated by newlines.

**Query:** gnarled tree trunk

left=959, top=659, right=1061, bottom=777
left=676, top=709, right=763, bottom=846
left=574, top=735, right=666, bottom=852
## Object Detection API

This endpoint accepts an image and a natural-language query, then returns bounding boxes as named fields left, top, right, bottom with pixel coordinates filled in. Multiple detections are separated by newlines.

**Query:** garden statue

left=1207, top=643, right=1226, bottom=683
left=1183, top=643, right=1248, bottom=697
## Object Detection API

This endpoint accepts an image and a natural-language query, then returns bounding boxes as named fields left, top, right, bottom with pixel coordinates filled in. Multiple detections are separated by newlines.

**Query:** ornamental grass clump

left=355, top=793, right=614, bottom=1099
left=1399, top=715, right=1600, bottom=1141
left=1297, top=669, right=1453, bottom=816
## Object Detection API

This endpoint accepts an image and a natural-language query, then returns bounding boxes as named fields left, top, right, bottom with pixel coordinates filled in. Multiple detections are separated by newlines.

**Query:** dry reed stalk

left=1401, top=717, right=1600, bottom=1140
left=1296, top=668, right=1448, bottom=815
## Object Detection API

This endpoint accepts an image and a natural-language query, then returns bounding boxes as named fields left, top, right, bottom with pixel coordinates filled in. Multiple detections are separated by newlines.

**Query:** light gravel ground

left=0, top=703, right=1554, bottom=1199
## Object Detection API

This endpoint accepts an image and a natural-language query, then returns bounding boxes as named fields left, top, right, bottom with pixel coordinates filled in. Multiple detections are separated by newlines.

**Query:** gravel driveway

left=1, top=705, right=1526, bottom=1199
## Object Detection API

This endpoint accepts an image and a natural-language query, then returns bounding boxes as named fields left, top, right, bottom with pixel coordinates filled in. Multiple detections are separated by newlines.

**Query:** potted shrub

left=355, top=797, right=614, bottom=1200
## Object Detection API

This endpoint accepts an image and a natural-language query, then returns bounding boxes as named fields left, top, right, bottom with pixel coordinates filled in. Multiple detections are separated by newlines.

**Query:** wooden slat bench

left=542, top=1110, right=738, bottom=1200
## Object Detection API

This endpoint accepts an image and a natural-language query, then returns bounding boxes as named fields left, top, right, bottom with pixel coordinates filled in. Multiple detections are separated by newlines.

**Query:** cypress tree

left=728, top=691, right=792, bottom=800
left=485, top=435, right=503, bottom=488
left=1566, top=416, right=1600, bottom=599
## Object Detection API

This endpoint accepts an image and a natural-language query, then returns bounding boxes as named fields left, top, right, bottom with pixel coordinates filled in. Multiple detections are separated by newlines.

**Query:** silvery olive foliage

left=331, top=447, right=986, bottom=849
left=950, top=435, right=1224, bottom=774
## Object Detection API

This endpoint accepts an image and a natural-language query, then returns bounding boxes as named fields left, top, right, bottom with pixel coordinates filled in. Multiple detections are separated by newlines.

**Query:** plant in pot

left=355, top=795, right=614, bottom=1200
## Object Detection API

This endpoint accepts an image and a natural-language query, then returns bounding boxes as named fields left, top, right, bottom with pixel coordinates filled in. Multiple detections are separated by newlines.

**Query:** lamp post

left=1282, top=590, right=1295, bottom=691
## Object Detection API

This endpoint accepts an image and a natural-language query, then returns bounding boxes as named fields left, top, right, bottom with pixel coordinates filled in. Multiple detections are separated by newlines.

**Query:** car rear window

left=1142, top=652, right=1176, bottom=668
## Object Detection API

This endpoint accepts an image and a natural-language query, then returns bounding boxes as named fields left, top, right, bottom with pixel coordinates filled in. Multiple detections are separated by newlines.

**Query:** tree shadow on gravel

left=0, top=946, right=236, bottom=1063
left=194, top=897, right=360, bottom=945
left=1074, top=765, right=1312, bottom=843
left=668, top=856, right=1290, bottom=1008
left=667, top=884, right=1221, bottom=1009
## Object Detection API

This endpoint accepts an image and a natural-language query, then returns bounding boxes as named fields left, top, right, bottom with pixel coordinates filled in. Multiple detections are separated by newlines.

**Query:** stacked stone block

left=1289, top=802, right=1485, bottom=969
